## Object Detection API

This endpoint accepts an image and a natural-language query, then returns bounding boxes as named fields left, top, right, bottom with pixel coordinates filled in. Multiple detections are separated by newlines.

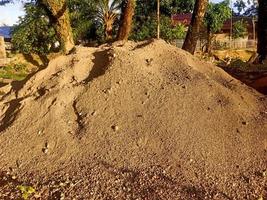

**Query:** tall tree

left=257, top=0, right=267, bottom=62
left=182, top=0, right=208, bottom=54
left=41, top=0, right=75, bottom=54
left=97, top=0, right=121, bottom=40
left=117, top=0, right=135, bottom=41
left=204, top=0, right=231, bottom=53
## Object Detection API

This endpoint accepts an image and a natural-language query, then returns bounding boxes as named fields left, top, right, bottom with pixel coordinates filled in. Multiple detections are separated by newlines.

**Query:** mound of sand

left=0, top=40, right=266, bottom=199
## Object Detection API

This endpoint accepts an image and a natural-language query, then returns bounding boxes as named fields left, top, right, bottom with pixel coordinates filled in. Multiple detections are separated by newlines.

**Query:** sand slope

left=0, top=40, right=266, bottom=199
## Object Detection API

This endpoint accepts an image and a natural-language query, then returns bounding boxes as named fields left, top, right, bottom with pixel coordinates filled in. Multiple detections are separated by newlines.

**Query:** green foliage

left=0, top=63, right=29, bottom=80
left=160, top=0, right=195, bottom=15
left=205, top=0, right=231, bottom=34
left=11, top=2, right=58, bottom=55
left=160, top=16, right=186, bottom=41
left=132, top=0, right=188, bottom=41
left=17, top=185, right=36, bottom=200
left=135, top=0, right=194, bottom=17
left=232, top=20, right=248, bottom=39
left=130, top=16, right=157, bottom=41
left=68, top=0, right=99, bottom=43
left=131, top=15, right=186, bottom=41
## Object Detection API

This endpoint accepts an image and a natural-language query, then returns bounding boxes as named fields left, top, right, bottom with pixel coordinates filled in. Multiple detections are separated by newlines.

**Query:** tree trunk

left=117, top=0, right=135, bottom=41
left=42, top=0, right=74, bottom=54
left=182, top=0, right=208, bottom=54
left=205, top=26, right=212, bottom=54
left=105, top=20, right=114, bottom=40
left=257, top=0, right=267, bottom=62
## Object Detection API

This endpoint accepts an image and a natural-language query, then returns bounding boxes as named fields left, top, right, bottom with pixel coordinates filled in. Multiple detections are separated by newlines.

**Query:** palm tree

left=97, top=0, right=121, bottom=40
left=257, top=0, right=267, bottom=63
left=182, top=0, right=208, bottom=54
left=117, top=0, right=135, bottom=41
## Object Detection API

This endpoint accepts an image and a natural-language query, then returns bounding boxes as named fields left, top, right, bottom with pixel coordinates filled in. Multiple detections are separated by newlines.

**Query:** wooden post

left=157, top=0, right=160, bottom=39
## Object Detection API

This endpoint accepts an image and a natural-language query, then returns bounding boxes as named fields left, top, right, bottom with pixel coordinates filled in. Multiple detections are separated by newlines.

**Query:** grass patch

left=0, top=63, right=29, bottom=81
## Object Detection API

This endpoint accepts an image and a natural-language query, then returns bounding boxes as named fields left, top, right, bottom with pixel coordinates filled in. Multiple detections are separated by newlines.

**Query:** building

left=171, top=13, right=257, bottom=49
left=171, top=13, right=257, bottom=39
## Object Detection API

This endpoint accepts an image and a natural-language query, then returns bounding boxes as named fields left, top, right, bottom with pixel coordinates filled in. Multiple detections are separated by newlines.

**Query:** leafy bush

left=68, top=0, right=99, bottom=44
left=11, top=3, right=59, bottom=55
left=131, top=15, right=186, bottom=41
left=160, top=16, right=186, bottom=41
left=233, top=20, right=248, bottom=39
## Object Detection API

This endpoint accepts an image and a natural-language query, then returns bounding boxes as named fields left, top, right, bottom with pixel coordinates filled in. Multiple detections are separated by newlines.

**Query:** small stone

left=263, top=171, right=267, bottom=177
left=11, top=175, right=16, bottom=180
left=43, top=148, right=48, bottom=154
left=16, top=160, right=22, bottom=168
left=112, top=125, right=119, bottom=131
left=91, top=111, right=97, bottom=116
left=242, top=121, right=248, bottom=125
left=38, top=130, right=43, bottom=135
left=59, top=182, right=65, bottom=187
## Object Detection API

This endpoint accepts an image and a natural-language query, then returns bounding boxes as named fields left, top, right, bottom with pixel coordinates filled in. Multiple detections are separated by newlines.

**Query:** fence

left=174, top=39, right=257, bottom=51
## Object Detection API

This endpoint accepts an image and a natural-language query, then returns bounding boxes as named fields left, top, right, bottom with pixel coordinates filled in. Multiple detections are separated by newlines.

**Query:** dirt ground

left=0, top=40, right=266, bottom=199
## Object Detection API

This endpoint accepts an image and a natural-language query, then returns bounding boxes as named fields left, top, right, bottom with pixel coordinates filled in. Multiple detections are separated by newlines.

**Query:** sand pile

left=0, top=40, right=266, bottom=199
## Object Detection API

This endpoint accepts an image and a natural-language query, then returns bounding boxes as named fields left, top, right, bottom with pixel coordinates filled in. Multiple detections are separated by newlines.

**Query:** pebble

left=38, top=130, right=43, bottom=135
left=91, top=111, right=97, bottom=116
left=43, top=148, right=48, bottom=154
left=45, top=142, right=49, bottom=148
left=263, top=171, right=267, bottom=177
left=112, top=125, right=119, bottom=131
left=242, top=121, right=248, bottom=125
left=16, top=160, right=22, bottom=168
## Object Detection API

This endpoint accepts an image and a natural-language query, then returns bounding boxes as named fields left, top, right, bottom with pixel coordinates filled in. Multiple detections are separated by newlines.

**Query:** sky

left=0, top=1, right=24, bottom=26
left=0, top=0, right=236, bottom=26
